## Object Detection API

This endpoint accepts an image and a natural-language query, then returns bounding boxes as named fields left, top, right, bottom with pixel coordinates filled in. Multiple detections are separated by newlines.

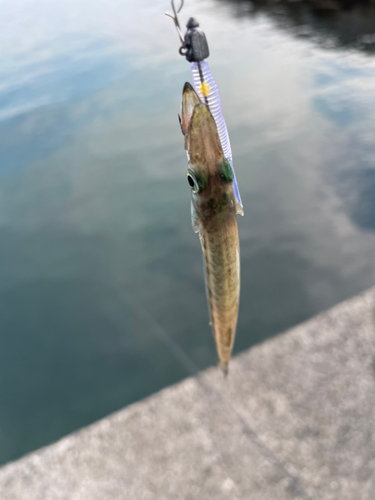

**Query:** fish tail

left=218, top=360, right=229, bottom=377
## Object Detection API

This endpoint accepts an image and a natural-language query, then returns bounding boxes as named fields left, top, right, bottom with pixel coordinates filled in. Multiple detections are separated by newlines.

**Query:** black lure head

left=184, top=17, right=210, bottom=63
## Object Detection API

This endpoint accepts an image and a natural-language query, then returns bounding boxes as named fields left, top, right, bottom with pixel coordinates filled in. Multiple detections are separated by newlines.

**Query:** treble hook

left=165, top=0, right=187, bottom=55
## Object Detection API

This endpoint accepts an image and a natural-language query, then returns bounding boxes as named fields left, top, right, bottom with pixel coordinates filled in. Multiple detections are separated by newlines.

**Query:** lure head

left=181, top=82, right=240, bottom=232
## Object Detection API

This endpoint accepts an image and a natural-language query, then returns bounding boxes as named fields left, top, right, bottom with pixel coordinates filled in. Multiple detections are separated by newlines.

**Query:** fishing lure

left=166, top=0, right=243, bottom=372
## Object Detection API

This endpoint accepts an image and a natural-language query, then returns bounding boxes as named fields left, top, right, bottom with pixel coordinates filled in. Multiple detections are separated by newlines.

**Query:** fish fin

left=232, top=175, right=244, bottom=216
left=235, top=197, right=244, bottom=216
left=191, top=202, right=202, bottom=233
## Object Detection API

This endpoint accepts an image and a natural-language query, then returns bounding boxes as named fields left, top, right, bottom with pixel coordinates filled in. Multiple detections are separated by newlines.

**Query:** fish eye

left=187, top=171, right=199, bottom=193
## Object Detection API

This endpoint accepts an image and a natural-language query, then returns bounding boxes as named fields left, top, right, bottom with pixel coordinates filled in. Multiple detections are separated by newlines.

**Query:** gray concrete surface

left=1, top=287, right=375, bottom=500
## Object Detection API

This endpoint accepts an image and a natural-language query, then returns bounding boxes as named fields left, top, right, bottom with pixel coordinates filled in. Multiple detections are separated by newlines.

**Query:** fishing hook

left=165, top=0, right=188, bottom=56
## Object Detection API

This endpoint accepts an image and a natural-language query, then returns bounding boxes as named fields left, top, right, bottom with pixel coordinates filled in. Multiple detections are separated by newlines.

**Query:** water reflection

left=337, top=169, right=375, bottom=230
left=1, top=0, right=375, bottom=465
left=219, top=0, right=375, bottom=53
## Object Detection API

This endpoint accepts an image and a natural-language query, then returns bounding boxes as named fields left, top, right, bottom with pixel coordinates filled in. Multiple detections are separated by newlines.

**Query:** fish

left=180, top=82, right=242, bottom=373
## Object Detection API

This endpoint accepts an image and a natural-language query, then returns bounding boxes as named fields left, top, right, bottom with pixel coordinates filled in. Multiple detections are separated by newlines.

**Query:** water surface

left=1, top=0, right=375, bottom=464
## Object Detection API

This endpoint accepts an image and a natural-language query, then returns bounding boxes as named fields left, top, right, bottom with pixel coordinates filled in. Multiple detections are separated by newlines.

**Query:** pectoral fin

left=191, top=201, right=202, bottom=233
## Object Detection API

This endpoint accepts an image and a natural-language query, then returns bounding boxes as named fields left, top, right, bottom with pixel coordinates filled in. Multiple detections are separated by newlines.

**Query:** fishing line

left=164, top=3, right=313, bottom=497
left=126, top=292, right=314, bottom=500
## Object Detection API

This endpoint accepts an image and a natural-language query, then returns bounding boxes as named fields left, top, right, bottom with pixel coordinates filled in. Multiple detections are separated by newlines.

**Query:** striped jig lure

left=166, top=1, right=243, bottom=372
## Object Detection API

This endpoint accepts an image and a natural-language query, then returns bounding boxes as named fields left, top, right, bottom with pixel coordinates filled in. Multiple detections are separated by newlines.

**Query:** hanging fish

left=166, top=1, right=243, bottom=372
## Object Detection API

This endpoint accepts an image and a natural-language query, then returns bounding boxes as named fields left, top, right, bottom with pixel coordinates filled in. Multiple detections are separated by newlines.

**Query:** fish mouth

left=180, top=82, right=201, bottom=136
left=181, top=82, right=223, bottom=161
left=188, top=104, right=223, bottom=163
left=183, top=81, right=196, bottom=94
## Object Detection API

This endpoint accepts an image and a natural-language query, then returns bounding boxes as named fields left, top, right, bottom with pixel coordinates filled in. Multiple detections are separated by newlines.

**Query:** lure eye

left=187, top=171, right=199, bottom=193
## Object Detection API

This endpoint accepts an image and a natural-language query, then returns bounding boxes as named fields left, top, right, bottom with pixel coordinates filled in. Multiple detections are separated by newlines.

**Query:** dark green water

left=1, top=0, right=375, bottom=465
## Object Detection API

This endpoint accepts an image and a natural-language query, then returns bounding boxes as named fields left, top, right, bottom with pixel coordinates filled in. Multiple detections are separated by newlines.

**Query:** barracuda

left=181, top=83, right=242, bottom=373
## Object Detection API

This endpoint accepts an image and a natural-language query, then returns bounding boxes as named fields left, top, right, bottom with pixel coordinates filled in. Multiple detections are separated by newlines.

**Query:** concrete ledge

left=1, top=288, right=375, bottom=499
